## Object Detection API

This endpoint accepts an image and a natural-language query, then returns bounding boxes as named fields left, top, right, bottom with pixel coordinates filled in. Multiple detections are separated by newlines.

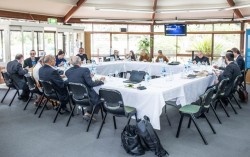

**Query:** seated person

left=126, top=50, right=136, bottom=61
left=76, top=47, right=89, bottom=63
left=215, top=52, right=241, bottom=96
left=7, top=54, right=30, bottom=101
left=39, top=55, right=69, bottom=113
left=110, top=50, right=121, bottom=61
left=65, top=56, right=105, bottom=120
left=139, top=49, right=150, bottom=62
left=232, top=47, right=245, bottom=71
left=55, top=50, right=67, bottom=67
left=193, top=51, right=210, bottom=65
left=23, top=50, right=40, bottom=68
left=213, top=51, right=227, bottom=70
left=32, top=57, right=44, bottom=105
left=155, top=50, right=169, bottom=62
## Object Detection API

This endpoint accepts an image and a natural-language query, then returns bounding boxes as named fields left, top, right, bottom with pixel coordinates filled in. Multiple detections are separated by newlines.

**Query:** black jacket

left=193, top=56, right=210, bottom=65
left=218, top=62, right=241, bottom=95
left=7, top=60, right=28, bottom=89
left=235, top=55, right=245, bottom=71
left=110, top=54, right=121, bottom=61
left=76, top=54, right=88, bottom=62
left=39, top=64, right=68, bottom=101
left=65, top=65, right=104, bottom=105
left=23, top=57, right=40, bottom=68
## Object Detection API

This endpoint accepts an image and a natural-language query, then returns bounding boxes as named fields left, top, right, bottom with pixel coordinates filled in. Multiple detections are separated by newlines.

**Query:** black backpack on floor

left=121, top=125, right=145, bottom=156
left=136, top=116, right=169, bottom=157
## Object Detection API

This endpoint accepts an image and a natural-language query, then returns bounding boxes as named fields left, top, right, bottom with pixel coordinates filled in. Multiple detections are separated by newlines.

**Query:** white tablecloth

left=81, top=61, right=184, bottom=76
left=94, top=74, right=216, bottom=130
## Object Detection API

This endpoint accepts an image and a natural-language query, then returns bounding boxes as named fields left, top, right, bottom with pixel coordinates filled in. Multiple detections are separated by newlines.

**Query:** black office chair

left=229, top=74, right=243, bottom=109
left=1, top=72, right=20, bottom=106
left=97, top=88, right=137, bottom=139
left=38, top=80, right=70, bottom=123
left=214, top=76, right=240, bottom=116
left=66, top=82, right=102, bottom=132
left=213, top=78, right=231, bottom=118
left=23, top=75, right=43, bottom=110
left=176, top=87, right=216, bottom=145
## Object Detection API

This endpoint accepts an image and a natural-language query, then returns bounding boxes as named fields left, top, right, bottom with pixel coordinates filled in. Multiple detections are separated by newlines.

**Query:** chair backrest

left=129, top=70, right=146, bottom=82
left=68, top=82, right=91, bottom=106
left=24, top=75, right=37, bottom=91
left=200, top=87, right=215, bottom=108
left=232, top=74, right=243, bottom=93
left=214, top=78, right=229, bottom=98
left=99, top=88, right=126, bottom=116
left=39, top=80, right=56, bottom=97
left=1, top=72, right=13, bottom=87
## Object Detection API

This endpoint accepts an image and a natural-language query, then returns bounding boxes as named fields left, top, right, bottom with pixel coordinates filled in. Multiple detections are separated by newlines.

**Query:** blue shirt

left=56, top=56, right=67, bottom=66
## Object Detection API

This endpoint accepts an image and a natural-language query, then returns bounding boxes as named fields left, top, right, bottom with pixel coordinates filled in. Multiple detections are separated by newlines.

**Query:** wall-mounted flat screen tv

left=164, top=24, right=187, bottom=36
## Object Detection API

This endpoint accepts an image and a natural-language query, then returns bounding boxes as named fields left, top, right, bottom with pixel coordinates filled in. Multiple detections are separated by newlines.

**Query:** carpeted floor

left=0, top=86, right=250, bottom=157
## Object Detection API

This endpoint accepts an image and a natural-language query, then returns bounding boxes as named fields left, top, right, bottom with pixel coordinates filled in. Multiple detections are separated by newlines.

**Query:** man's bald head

left=71, top=56, right=82, bottom=66
left=44, top=55, right=56, bottom=66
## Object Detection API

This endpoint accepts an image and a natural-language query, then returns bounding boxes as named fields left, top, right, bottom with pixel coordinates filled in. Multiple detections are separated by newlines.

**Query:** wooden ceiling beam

left=227, top=0, right=244, bottom=18
left=151, top=0, right=158, bottom=25
left=63, top=0, right=87, bottom=23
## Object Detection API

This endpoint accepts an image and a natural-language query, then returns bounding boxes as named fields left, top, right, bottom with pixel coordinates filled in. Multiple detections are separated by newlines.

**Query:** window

left=44, top=32, right=55, bottom=55
left=128, top=25, right=150, bottom=32
left=214, top=34, right=240, bottom=56
left=187, top=24, right=213, bottom=32
left=112, top=34, right=128, bottom=57
left=10, top=31, right=22, bottom=60
left=93, top=24, right=127, bottom=32
left=128, top=35, right=150, bottom=56
left=23, top=31, right=33, bottom=59
left=214, top=23, right=241, bottom=31
left=0, top=30, right=4, bottom=61
left=91, top=33, right=110, bottom=56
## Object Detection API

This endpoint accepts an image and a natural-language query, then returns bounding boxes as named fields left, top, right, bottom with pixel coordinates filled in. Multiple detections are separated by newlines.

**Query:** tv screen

left=164, top=24, right=187, bottom=36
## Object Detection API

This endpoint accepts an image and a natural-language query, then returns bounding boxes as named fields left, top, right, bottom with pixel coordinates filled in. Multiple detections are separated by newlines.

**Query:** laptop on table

left=123, top=70, right=146, bottom=84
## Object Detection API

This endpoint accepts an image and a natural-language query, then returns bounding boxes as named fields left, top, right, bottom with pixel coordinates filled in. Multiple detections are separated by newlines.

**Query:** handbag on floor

left=136, top=116, right=169, bottom=157
left=121, top=125, right=145, bottom=156
left=238, top=86, right=248, bottom=103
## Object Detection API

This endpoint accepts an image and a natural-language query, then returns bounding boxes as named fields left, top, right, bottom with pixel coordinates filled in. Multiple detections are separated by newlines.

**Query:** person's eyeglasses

left=30, top=53, right=35, bottom=55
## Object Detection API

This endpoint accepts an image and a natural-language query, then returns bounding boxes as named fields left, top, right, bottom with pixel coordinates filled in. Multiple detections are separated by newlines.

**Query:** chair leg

left=233, top=94, right=242, bottom=109
left=1, top=87, right=10, bottom=103
left=191, top=115, right=208, bottom=145
left=210, top=103, right=222, bottom=124
left=86, top=105, right=97, bottom=132
left=53, top=104, right=62, bottom=123
left=17, top=90, right=20, bottom=96
left=38, top=99, right=48, bottom=118
left=100, top=106, right=104, bottom=120
left=191, top=114, right=208, bottom=145
left=228, top=98, right=237, bottom=114
left=187, top=117, right=192, bottom=128
left=97, top=112, right=107, bottom=139
left=176, top=114, right=184, bottom=138
left=113, top=116, right=117, bottom=129
left=23, top=93, right=33, bottom=110
left=219, top=99, right=230, bottom=117
left=34, top=95, right=45, bottom=115
left=135, top=113, right=138, bottom=121
left=66, top=104, right=76, bottom=127
left=9, top=90, right=18, bottom=106
left=203, top=113, right=216, bottom=134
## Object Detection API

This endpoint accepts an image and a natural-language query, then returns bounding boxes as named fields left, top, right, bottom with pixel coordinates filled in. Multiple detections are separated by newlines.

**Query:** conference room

left=0, top=0, right=250, bottom=157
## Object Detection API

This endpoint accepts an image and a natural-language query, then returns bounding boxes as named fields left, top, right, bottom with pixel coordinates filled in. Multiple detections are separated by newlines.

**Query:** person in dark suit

left=193, top=51, right=210, bottom=65
left=110, top=50, right=121, bottom=61
left=216, top=52, right=241, bottom=96
left=7, top=54, right=30, bottom=101
left=39, top=55, right=69, bottom=113
left=232, top=47, right=245, bottom=71
left=76, top=48, right=89, bottom=63
left=23, top=50, right=40, bottom=68
left=65, top=56, right=105, bottom=120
